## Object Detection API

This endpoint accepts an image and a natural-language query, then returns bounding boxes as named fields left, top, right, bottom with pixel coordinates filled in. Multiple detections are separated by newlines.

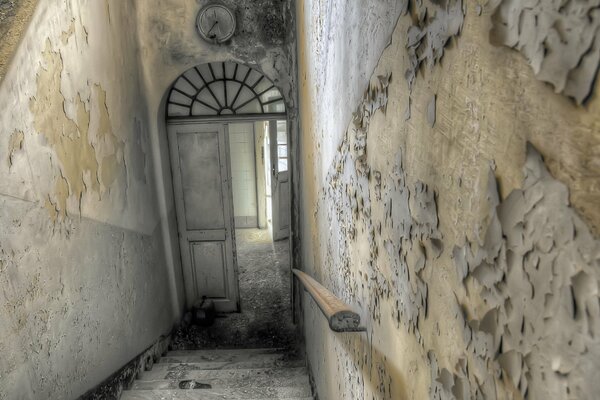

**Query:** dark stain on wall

left=217, top=0, right=292, bottom=47
left=260, top=9, right=285, bottom=45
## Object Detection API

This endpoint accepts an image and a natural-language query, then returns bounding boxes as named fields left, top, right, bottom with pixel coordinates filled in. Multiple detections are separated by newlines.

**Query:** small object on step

left=179, top=380, right=212, bottom=389
left=144, top=355, right=154, bottom=371
left=181, top=311, right=193, bottom=329
left=192, top=297, right=216, bottom=326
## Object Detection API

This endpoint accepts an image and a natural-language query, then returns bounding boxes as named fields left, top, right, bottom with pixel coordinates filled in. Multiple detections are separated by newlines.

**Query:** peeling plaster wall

left=0, top=0, right=177, bottom=398
left=296, top=1, right=600, bottom=399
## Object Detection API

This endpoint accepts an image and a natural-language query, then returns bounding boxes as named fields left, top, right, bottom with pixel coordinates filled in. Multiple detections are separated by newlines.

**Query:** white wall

left=229, top=122, right=258, bottom=228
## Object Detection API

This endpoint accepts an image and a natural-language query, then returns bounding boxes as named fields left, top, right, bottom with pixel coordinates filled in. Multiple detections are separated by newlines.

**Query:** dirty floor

left=170, top=228, right=297, bottom=350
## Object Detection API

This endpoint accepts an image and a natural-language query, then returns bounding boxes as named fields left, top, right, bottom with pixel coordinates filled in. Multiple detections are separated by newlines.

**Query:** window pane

left=174, top=79, right=196, bottom=96
left=224, top=62, right=237, bottom=79
left=278, top=145, right=287, bottom=158
left=168, top=104, right=189, bottom=116
left=225, top=81, right=241, bottom=108
left=197, top=88, right=220, bottom=110
left=255, top=79, right=274, bottom=95
left=237, top=99, right=262, bottom=114
left=170, top=90, right=193, bottom=105
left=277, top=130, right=287, bottom=143
left=191, top=101, right=218, bottom=116
left=278, top=159, right=288, bottom=172
left=196, top=64, right=213, bottom=82
left=235, top=64, right=250, bottom=81
left=246, top=69, right=262, bottom=87
left=208, top=82, right=225, bottom=108
left=232, top=86, right=255, bottom=109
left=184, top=69, right=203, bottom=89
left=211, top=63, right=224, bottom=80
left=260, top=89, right=282, bottom=103
left=263, top=100, right=285, bottom=113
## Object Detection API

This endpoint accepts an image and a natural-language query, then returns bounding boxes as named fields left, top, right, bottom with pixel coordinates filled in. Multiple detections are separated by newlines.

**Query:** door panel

left=178, top=132, right=225, bottom=230
left=190, top=241, right=227, bottom=297
left=168, top=122, right=240, bottom=312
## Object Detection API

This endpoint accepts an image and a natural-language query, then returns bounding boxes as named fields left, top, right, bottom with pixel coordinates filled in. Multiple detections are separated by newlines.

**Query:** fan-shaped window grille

left=167, top=62, right=286, bottom=118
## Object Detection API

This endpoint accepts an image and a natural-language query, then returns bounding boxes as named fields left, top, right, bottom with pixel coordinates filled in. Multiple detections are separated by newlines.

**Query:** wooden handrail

left=292, top=268, right=366, bottom=332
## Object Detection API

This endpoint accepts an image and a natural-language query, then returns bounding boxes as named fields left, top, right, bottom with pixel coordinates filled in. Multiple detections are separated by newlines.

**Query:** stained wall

left=296, top=0, right=600, bottom=399
left=0, top=0, right=178, bottom=398
left=0, top=0, right=297, bottom=398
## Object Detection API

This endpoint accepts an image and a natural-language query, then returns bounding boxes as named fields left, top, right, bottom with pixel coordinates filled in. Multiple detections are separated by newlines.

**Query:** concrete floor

left=171, top=228, right=297, bottom=350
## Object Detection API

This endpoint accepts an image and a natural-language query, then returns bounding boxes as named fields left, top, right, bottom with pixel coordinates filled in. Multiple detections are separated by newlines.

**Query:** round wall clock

left=196, top=4, right=236, bottom=44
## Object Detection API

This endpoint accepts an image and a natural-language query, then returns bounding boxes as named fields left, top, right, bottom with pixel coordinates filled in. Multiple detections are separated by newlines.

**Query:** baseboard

left=235, top=216, right=258, bottom=228
left=77, top=334, right=171, bottom=400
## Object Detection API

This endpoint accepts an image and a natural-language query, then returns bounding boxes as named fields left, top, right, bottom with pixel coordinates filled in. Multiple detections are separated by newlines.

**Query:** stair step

left=163, top=348, right=289, bottom=360
left=160, top=349, right=301, bottom=368
left=133, top=367, right=309, bottom=390
left=121, top=388, right=312, bottom=399
left=156, top=355, right=304, bottom=370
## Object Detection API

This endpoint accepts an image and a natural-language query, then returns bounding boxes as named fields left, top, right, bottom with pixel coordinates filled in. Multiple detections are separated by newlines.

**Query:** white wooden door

left=269, top=120, right=290, bottom=241
left=168, top=122, right=240, bottom=312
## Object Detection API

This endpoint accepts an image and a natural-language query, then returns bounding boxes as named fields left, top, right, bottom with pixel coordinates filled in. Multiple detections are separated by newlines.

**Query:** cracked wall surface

left=0, top=0, right=176, bottom=398
left=297, top=0, right=600, bottom=399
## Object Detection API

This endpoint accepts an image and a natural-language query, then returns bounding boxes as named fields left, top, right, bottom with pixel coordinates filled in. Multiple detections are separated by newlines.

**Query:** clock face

left=196, top=5, right=236, bottom=43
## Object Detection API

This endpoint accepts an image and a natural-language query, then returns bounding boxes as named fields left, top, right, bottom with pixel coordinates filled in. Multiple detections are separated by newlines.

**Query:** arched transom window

left=167, top=62, right=286, bottom=118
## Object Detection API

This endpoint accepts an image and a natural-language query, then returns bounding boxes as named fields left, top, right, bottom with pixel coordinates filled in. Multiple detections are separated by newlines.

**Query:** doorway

left=228, top=120, right=290, bottom=239
left=167, top=118, right=290, bottom=314
left=165, top=62, right=292, bottom=328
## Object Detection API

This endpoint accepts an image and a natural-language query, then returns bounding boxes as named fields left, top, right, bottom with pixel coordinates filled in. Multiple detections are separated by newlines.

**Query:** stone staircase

left=120, top=348, right=313, bottom=400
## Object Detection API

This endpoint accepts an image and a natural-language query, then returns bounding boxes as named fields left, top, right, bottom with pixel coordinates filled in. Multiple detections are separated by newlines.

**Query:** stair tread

left=121, top=388, right=312, bottom=399
left=164, top=348, right=289, bottom=358
left=135, top=367, right=309, bottom=389
left=154, top=357, right=305, bottom=370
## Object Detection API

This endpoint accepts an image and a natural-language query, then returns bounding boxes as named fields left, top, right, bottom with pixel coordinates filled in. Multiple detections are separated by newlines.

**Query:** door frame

left=166, top=113, right=289, bottom=312
left=268, top=120, right=290, bottom=241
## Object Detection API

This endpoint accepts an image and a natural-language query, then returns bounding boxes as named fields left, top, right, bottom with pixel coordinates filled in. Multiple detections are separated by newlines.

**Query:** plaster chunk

left=490, top=0, right=600, bottom=103
left=404, top=0, right=465, bottom=120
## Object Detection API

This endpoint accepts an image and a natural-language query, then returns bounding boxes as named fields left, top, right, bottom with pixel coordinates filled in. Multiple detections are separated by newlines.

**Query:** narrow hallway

left=1, top=0, right=600, bottom=399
